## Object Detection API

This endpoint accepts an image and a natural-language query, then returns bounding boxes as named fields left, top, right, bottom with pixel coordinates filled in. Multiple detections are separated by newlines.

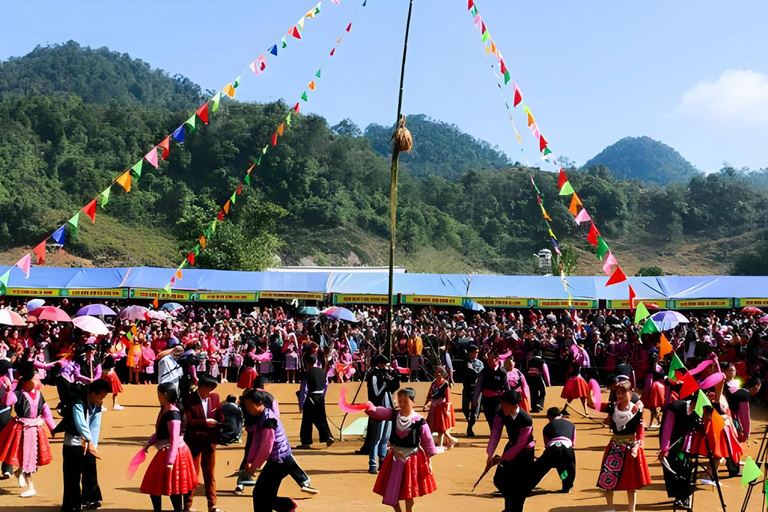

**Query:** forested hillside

left=1, top=43, right=768, bottom=276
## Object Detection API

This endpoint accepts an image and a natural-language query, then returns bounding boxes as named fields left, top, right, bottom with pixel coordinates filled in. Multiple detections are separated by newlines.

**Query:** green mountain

left=581, top=136, right=701, bottom=186
left=1, top=42, right=768, bottom=277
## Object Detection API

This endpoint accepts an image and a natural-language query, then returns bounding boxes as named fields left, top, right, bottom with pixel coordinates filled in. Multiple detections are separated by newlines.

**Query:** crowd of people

left=0, top=295, right=765, bottom=512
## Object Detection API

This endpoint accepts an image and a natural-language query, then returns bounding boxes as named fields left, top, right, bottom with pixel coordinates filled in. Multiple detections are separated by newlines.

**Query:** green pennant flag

left=286, top=112, right=292, bottom=126
left=164, top=283, right=171, bottom=293
left=668, top=353, right=685, bottom=379
left=68, top=212, right=80, bottom=238
left=559, top=181, right=575, bottom=195
left=185, top=115, right=196, bottom=131
left=316, top=69, right=322, bottom=78
left=210, top=221, right=217, bottom=234
left=482, top=30, right=490, bottom=42
left=641, top=318, right=660, bottom=334
left=742, top=457, right=763, bottom=488
left=212, top=92, right=221, bottom=112
left=100, top=188, right=111, bottom=208
left=0, top=269, right=10, bottom=294
left=125, top=330, right=133, bottom=342
left=263, top=146, right=268, bottom=155
left=204, top=227, right=212, bottom=238
left=256, top=155, right=262, bottom=165
left=634, top=302, right=650, bottom=323
left=131, top=160, right=143, bottom=178
left=244, top=174, right=251, bottom=186
left=532, top=182, right=541, bottom=195
left=315, top=5, right=320, bottom=14
left=596, top=236, right=610, bottom=260
left=193, top=245, right=200, bottom=256
left=281, top=36, right=287, bottom=48
left=301, top=91, right=308, bottom=102
left=234, top=76, right=241, bottom=88
left=230, top=191, right=237, bottom=205
left=693, top=390, right=709, bottom=418
left=543, top=147, right=553, bottom=156
left=471, top=6, right=478, bottom=15
left=504, top=70, right=511, bottom=85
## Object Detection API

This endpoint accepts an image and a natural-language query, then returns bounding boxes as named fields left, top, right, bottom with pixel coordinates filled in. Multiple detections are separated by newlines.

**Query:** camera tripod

left=676, top=425, right=728, bottom=512
left=741, top=425, right=768, bottom=512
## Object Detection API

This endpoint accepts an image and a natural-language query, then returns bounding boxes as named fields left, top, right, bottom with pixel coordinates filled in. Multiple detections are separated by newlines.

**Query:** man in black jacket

left=297, top=354, right=334, bottom=449
left=365, top=354, right=400, bottom=473
left=462, top=345, right=483, bottom=436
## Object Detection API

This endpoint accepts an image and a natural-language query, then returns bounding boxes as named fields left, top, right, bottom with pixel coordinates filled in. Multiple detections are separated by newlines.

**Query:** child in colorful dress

left=0, top=362, right=56, bottom=497
left=561, top=362, right=590, bottom=417
left=424, top=367, right=456, bottom=449
left=597, top=380, right=651, bottom=512
left=140, top=383, right=198, bottom=512
left=366, top=387, right=437, bottom=512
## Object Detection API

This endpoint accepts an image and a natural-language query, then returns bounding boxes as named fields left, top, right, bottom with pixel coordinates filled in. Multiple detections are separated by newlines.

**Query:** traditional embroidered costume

left=597, top=402, right=651, bottom=491
left=140, top=407, right=198, bottom=496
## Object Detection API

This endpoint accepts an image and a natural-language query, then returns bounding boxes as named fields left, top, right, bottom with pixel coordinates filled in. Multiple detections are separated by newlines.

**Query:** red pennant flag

left=468, top=0, right=474, bottom=9
left=330, top=48, right=336, bottom=56
left=481, top=22, right=486, bottom=33
left=587, top=222, right=600, bottom=245
left=513, top=83, right=522, bottom=107
left=500, top=59, right=508, bottom=75
left=170, top=276, right=176, bottom=285
left=152, top=297, right=159, bottom=309
left=217, top=210, right=224, bottom=221
left=187, top=252, right=195, bottom=266
left=558, top=168, right=568, bottom=189
left=294, top=103, right=300, bottom=113
left=271, top=132, right=278, bottom=146
left=628, top=285, right=637, bottom=312
left=679, top=372, right=700, bottom=399
left=197, top=103, right=209, bottom=124
left=606, top=266, right=627, bottom=286
left=33, top=241, right=46, bottom=265
left=289, top=26, right=302, bottom=39
left=158, top=136, right=171, bottom=160
left=237, top=183, right=243, bottom=196
left=82, top=198, right=97, bottom=224
left=539, top=135, right=548, bottom=152
left=346, top=23, right=352, bottom=32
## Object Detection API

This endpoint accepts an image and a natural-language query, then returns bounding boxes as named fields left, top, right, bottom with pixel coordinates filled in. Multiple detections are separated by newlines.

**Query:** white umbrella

left=72, top=316, right=110, bottom=336
left=0, top=309, right=25, bottom=326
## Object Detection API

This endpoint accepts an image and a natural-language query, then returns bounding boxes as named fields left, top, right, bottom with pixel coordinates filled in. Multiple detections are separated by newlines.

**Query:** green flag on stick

left=559, top=182, right=575, bottom=195
left=668, top=353, right=685, bottom=379
left=742, top=457, right=762, bottom=488
left=596, top=236, right=610, bottom=260
left=634, top=302, right=650, bottom=323
left=641, top=318, right=659, bottom=334
left=68, top=212, right=80, bottom=238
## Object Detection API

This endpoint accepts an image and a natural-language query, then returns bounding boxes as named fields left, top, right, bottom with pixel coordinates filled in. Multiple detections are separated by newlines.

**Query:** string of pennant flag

left=465, top=0, right=633, bottom=303
left=158, top=6, right=364, bottom=293
left=0, top=0, right=340, bottom=295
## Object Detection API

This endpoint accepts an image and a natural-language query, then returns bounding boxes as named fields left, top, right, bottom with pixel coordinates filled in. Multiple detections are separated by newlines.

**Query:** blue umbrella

left=462, top=299, right=486, bottom=313
left=298, top=306, right=320, bottom=316
left=161, top=302, right=184, bottom=311
left=649, top=310, right=689, bottom=331
left=26, top=299, right=45, bottom=312
left=321, top=306, right=358, bottom=323
left=75, top=304, right=117, bottom=317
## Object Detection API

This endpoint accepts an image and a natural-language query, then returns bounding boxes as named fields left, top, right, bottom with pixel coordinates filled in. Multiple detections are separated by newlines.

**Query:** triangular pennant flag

left=217, top=210, right=224, bottom=221
left=574, top=208, right=591, bottom=225
left=596, top=236, right=610, bottom=260
left=234, top=76, right=241, bottom=88
left=187, top=252, right=195, bottom=266
left=468, top=0, right=474, bottom=10
left=281, top=36, right=287, bottom=48
left=308, top=80, right=316, bottom=91
left=568, top=193, right=583, bottom=216
left=606, top=266, right=627, bottom=286
left=33, top=241, right=46, bottom=265
left=158, top=136, right=171, bottom=160
left=301, top=91, right=308, bottom=101
left=679, top=372, right=700, bottom=399
left=330, top=48, right=336, bottom=56
left=237, top=183, right=243, bottom=196
left=306, top=8, right=315, bottom=18
left=289, top=26, right=302, bottom=39
left=286, top=112, right=292, bottom=125
left=211, top=92, right=221, bottom=112
left=711, top=409, right=725, bottom=438
left=539, top=135, right=548, bottom=152
left=185, top=115, right=196, bottom=131
left=172, top=125, right=185, bottom=143
left=223, top=200, right=231, bottom=214
left=68, top=212, right=80, bottom=238
left=660, top=333, right=673, bottom=358
left=164, top=283, right=172, bottom=293
left=192, top=245, right=200, bottom=257
left=263, top=146, right=268, bottom=154
left=197, top=103, right=209, bottom=124
left=294, top=103, right=300, bottom=113
left=116, top=171, right=132, bottom=192
left=558, top=168, right=568, bottom=189
left=641, top=317, right=660, bottom=334
left=668, top=353, right=685, bottom=380
left=741, top=457, right=762, bottom=488
left=175, top=269, right=183, bottom=280
left=144, top=147, right=159, bottom=169
left=694, top=389, right=709, bottom=417
left=277, top=123, right=285, bottom=136
left=271, top=132, right=278, bottom=146
left=269, top=44, right=278, bottom=56
left=131, top=160, right=143, bottom=177
left=316, top=69, right=322, bottom=78
left=543, top=147, right=553, bottom=157
left=99, top=187, right=111, bottom=208
left=482, top=30, right=490, bottom=42
left=210, top=220, right=217, bottom=234
left=15, top=253, right=31, bottom=278
left=559, top=181, right=575, bottom=195
left=346, top=23, right=352, bottom=32
left=635, top=302, right=651, bottom=323
left=244, top=174, right=251, bottom=186
left=513, top=83, right=523, bottom=107
left=527, top=112, right=535, bottom=127
left=82, top=198, right=97, bottom=224
left=602, top=252, right=618, bottom=276
left=199, top=236, right=206, bottom=249
left=152, top=297, right=159, bottom=309
left=230, top=191, right=237, bottom=205
left=246, top=163, right=255, bottom=175
left=587, top=222, right=600, bottom=245
left=629, top=285, right=637, bottom=312
left=297, top=17, right=305, bottom=31
left=0, top=268, right=10, bottom=291
left=223, top=83, right=235, bottom=98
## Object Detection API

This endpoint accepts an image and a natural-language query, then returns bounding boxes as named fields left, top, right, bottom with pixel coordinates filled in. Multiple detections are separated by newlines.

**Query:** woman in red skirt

left=140, top=383, right=197, bottom=512
left=641, top=370, right=665, bottom=428
left=561, top=362, right=590, bottom=417
left=597, top=380, right=651, bottom=512
left=100, top=355, right=124, bottom=411
left=366, top=388, right=437, bottom=512
left=424, top=367, right=456, bottom=449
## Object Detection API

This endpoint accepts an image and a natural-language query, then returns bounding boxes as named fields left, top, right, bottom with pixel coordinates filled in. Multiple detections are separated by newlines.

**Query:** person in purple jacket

left=243, top=389, right=301, bottom=512
left=486, top=390, right=535, bottom=512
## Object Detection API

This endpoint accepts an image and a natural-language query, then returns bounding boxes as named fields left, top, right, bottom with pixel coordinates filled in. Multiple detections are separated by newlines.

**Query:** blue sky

left=3, top=0, right=768, bottom=173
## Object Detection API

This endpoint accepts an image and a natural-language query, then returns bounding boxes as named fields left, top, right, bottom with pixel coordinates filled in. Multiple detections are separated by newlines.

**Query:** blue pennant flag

left=172, top=125, right=185, bottom=143
left=51, top=225, right=66, bottom=246
left=269, top=45, right=278, bottom=56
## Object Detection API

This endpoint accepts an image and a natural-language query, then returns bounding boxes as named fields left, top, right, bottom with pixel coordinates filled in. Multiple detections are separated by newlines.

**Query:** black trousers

left=462, top=387, right=481, bottom=432
left=482, top=396, right=501, bottom=430
left=62, top=444, right=102, bottom=512
left=530, top=444, right=576, bottom=491
left=239, top=433, right=309, bottom=488
left=300, top=394, right=332, bottom=445
left=528, top=377, right=546, bottom=412
left=494, top=449, right=535, bottom=512
left=663, top=444, right=694, bottom=500
left=56, top=376, right=72, bottom=407
left=253, top=458, right=298, bottom=512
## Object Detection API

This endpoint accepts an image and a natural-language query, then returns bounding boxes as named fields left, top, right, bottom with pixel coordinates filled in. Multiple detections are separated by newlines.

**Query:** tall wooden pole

left=386, top=0, right=414, bottom=360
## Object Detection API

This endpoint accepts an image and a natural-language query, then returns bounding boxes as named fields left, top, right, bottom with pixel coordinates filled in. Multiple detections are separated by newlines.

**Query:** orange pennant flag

left=337, top=37, right=342, bottom=44
left=527, top=112, right=535, bottom=127
left=308, top=80, right=316, bottom=91
left=199, top=235, right=207, bottom=249
left=116, top=171, right=132, bottom=192
left=152, top=297, right=159, bottom=309
left=131, top=325, right=138, bottom=336
left=659, top=333, right=673, bottom=358
left=223, top=200, right=231, bottom=214
left=711, top=409, right=725, bottom=438
left=175, top=269, right=183, bottom=280
left=491, top=41, right=497, bottom=55
left=277, top=123, right=285, bottom=136
left=568, top=193, right=583, bottom=216
left=223, top=83, right=235, bottom=98
left=246, top=163, right=255, bottom=174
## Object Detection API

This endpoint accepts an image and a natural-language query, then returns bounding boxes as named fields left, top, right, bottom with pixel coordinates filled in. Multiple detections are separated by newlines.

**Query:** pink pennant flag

left=574, top=208, right=591, bottom=225
left=15, top=253, right=31, bottom=278
left=330, top=0, right=340, bottom=3
left=144, top=147, right=159, bottom=169
left=249, top=55, right=267, bottom=76
left=602, top=252, right=618, bottom=275
left=474, top=14, right=482, bottom=30
left=532, top=127, right=541, bottom=139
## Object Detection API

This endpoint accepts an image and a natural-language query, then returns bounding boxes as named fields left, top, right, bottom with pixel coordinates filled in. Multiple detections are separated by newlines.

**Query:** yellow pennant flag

left=277, top=123, right=285, bottom=136
left=484, top=45, right=491, bottom=55
left=306, top=9, right=315, bottom=18
left=199, top=235, right=207, bottom=249
left=116, top=171, right=132, bottom=192
left=223, top=83, right=235, bottom=98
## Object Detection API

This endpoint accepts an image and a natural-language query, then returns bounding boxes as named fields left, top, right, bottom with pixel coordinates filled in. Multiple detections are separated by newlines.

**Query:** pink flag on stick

left=574, top=208, right=591, bottom=225
left=602, top=251, right=618, bottom=275
left=126, top=449, right=146, bottom=480
left=338, top=385, right=372, bottom=414
left=144, top=147, right=159, bottom=169
left=15, top=253, right=31, bottom=278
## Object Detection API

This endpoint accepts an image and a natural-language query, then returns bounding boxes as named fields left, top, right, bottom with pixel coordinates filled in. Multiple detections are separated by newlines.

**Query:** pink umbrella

left=146, top=311, right=170, bottom=321
left=760, top=316, right=768, bottom=324
left=72, top=316, right=110, bottom=336
left=33, top=306, right=72, bottom=323
left=0, top=309, right=25, bottom=326
left=119, top=306, right=149, bottom=321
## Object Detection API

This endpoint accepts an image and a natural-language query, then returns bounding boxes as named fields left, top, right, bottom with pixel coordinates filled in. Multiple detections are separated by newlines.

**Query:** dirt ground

left=0, top=382, right=762, bottom=512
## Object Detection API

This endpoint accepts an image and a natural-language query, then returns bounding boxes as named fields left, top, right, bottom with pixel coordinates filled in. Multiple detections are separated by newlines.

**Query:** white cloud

left=678, top=69, right=768, bottom=124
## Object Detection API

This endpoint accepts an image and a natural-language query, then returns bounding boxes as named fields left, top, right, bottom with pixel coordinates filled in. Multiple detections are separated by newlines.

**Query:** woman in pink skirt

left=424, top=367, right=456, bottom=449
left=561, top=362, right=590, bottom=417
